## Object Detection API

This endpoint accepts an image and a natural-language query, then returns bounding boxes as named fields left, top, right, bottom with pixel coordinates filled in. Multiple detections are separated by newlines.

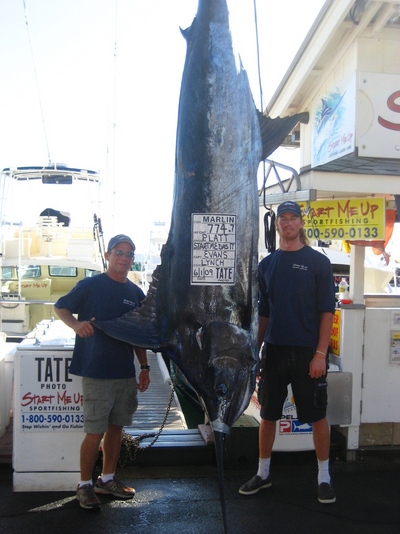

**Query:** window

left=49, top=266, right=77, bottom=277
left=85, top=269, right=101, bottom=277
left=20, top=265, right=41, bottom=278
left=1, top=267, right=13, bottom=280
left=2, top=266, right=41, bottom=280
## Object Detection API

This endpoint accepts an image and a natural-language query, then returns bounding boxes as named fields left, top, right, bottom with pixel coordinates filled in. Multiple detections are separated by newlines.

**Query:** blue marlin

left=96, top=0, right=307, bottom=438
left=316, top=92, right=346, bottom=135
left=95, top=1, right=307, bottom=530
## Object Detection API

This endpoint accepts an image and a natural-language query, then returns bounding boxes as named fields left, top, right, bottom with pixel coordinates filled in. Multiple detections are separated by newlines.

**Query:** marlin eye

left=216, top=383, right=228, bottom=396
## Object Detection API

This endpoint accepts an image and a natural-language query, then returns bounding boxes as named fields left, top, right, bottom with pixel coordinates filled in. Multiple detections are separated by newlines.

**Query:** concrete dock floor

left=1, top=449, right=399, bottom=534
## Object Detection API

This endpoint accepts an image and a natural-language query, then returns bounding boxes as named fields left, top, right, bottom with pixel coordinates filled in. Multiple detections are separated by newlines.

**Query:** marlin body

left=95, top=3, right=308, bottom=530
left=95, top=0, right=307, bottom=435
left=157, top=0, right=262, bottom=433
left=97, top=0, right=260, bottom=435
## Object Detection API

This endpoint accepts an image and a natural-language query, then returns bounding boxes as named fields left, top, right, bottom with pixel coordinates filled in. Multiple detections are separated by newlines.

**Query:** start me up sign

left=298, top=198, right=385, bottom=242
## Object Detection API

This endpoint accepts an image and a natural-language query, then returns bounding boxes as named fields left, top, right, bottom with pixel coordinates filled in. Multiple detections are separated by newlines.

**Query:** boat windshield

left=48, top=266, right=77, bottom=277
left=1, top=265, right=42, bottom=280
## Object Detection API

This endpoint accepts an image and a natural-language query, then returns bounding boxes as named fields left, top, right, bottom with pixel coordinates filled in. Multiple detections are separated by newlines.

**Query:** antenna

left=23, top=0, right=52, bottom=165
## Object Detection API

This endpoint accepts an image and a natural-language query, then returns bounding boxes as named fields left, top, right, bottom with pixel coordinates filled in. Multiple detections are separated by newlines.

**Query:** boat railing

left=1, top=222, right=98, bottom=262
left=0, top=297, right=57, bottom=306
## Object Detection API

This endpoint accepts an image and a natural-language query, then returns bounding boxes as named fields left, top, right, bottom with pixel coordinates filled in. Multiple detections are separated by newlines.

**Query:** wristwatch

left=140, top=364, right=150, bottom=371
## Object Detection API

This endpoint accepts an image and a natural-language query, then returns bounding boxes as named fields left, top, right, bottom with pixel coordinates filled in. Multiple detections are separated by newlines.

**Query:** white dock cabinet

left=333, top=300, right=400, bottom=453
left=245, top=369, right=352, bottom=452
left=12, top=321, right=84, bottom=491
left=0, top=340, right=17, bottom=438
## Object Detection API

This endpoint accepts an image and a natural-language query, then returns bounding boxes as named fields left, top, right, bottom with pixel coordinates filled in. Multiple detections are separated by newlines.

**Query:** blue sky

left=0, top=0, right=326, bottom=252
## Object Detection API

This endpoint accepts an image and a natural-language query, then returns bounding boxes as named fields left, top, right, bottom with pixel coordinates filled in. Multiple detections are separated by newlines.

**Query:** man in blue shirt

left=55, top=234, right=150, bottom=509
left=239, top=201, right=336, bottom=504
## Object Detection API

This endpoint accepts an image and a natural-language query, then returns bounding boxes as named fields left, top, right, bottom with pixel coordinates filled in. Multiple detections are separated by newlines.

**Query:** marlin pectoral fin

left=258, top=111, right=309, bottom=160
left=94, top=310, right=162, bottom=350
left=94, top=263, right=163, bottom=349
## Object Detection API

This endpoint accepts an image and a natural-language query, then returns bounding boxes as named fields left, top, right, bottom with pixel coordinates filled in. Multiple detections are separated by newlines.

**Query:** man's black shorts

left=259, top=344, right=327, bottom=423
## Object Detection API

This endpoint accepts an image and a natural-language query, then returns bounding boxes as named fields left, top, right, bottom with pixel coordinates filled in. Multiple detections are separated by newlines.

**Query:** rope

left=261, top=162, right=276, bottom=253
left=264, top=210, right=276, bottom=252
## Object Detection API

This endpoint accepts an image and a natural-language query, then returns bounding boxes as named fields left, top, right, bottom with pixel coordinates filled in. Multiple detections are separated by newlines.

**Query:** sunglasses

left=111, top=250, right=135, bottom=258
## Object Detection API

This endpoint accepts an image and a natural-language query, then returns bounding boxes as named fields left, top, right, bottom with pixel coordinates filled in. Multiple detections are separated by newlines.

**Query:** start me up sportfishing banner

left=298, top=198, right=385, bottom=241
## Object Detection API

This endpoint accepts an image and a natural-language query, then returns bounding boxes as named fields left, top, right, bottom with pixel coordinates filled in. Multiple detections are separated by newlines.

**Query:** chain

left=119, top=370, right=179, bottom=467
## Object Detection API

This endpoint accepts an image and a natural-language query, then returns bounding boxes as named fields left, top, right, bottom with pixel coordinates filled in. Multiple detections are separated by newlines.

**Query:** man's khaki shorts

left=82, top=377, right=138, bottom=434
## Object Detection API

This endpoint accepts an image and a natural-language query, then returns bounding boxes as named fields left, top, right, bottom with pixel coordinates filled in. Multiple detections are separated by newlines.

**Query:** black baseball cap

left=276, top=201, right=302, bottom=218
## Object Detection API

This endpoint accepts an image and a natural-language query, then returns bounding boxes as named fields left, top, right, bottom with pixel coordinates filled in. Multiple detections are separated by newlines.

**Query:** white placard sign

left=18, top=352, right=84, bottom=432
left=191, top=213, right=236, bottom=285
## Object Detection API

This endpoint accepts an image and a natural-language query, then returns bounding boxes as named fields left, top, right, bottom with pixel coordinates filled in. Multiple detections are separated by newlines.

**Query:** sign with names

left=191, top=213, right=236, bottom=285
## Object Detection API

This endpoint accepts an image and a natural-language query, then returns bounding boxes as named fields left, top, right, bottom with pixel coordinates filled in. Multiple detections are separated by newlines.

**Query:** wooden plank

left=124, top=428, right=208, bottom=449
left=125, top=352, right=187, bottom=433
left=123, top=434, right=207, bottom=449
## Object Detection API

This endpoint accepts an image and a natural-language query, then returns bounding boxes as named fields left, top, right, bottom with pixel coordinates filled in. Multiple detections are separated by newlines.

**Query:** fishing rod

left=93, top=213, right=107, bottom=271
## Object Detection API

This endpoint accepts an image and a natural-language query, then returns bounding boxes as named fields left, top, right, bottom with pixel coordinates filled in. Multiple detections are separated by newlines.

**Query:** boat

left=311, top=245, right=396, bottom=295
left=0, top=164, right=106, bottom=339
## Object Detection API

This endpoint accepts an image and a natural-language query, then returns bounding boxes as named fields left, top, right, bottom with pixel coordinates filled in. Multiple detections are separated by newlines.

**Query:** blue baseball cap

left=276, top=201, right=302, bottom=218
left=107, top=234, right=135, bottom=252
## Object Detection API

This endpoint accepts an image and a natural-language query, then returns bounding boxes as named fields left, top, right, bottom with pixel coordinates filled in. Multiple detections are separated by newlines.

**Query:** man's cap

left=107, top=234, right=135, bottom=252
left=276, top=201, right=302, bottom=218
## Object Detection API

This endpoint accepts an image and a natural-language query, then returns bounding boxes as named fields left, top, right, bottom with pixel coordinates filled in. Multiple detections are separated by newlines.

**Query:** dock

left=129, top=351, right=188, bottom=432
left=120, top=351, right=213, bottom=466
